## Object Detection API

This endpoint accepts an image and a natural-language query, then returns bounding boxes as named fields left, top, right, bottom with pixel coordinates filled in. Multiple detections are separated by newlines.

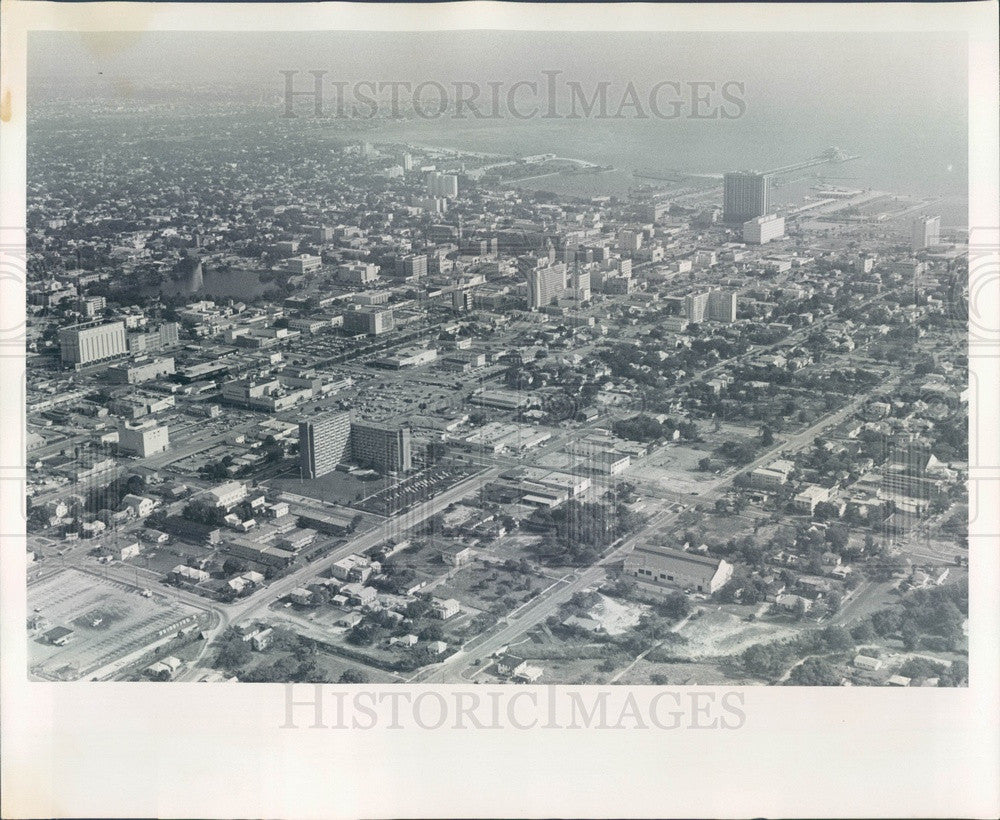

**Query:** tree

left=222, top=557, right=249, bottom=576
left=787, top=657, right=841, bottom=686
left=818, top=624, right=852, bottom=651
left=850, top=621, right=876, bottom=642
left=898, top=657, right=944, bottom=682
left=812, top=502, right=839, bottom=521
left=942, top=659, right=969, bottom=686
left=742, top=641, right=794, bottom=679
left=871, top=609, right=902, bottom=637
left=216, top=636, right=251, bottom=669
left=426, top=441, right=448, bottom=465
left=346, top=622, right=378, bottom=646
left=405, top=598, right=432, bottom=620
left=825, top=525, right=849, bottom=552
left=125, top=474, right=145, bottom=496
left=824, top=591, right=844, bottom=615
left=339, top=669, right=369, bottom=684
left=655, top=591, right=691, bottom=622
left=418, top=624, right=444, bottom=642
left=900, top=621, right=920, bottom=651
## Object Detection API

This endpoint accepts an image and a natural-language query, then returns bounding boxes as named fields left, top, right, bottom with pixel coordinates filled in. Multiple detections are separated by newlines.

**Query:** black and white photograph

left=1, top=2, right=998, bottom=818
left=20, top=27, right=975, bottom=687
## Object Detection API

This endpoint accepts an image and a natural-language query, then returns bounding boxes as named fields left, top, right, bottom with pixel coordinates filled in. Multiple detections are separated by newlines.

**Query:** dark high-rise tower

left=723, top=171, right=770, bottom=223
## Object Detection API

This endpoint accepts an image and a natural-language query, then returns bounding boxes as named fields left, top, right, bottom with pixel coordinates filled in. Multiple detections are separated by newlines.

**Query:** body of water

left=370, top=115, right=968, bottom=226
left=148, top=267, right=279, bottom=300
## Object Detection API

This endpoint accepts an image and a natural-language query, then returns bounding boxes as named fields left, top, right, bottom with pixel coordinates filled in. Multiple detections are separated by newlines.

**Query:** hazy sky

left=28, top=31, right=968, bottom=200
left=30, top=30, right=966, bottom=107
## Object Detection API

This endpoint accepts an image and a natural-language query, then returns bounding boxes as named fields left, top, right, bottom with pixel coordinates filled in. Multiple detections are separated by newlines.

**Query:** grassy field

left=614, top=657, right=754, bottom=685
left=269, top=471, right=389, bottom=506
left=432, top=559, right=548, bottom=614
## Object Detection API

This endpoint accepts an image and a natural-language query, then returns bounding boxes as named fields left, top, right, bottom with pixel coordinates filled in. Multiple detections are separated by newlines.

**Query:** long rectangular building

left=299, top=412, right=412, bottom=477
left=624, top=545, right=733, bottom=594
left=59, top=320, right=127, bottom=367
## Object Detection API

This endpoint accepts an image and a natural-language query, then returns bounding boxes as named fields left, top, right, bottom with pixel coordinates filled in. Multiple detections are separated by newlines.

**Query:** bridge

left=633, top=147, right=859, bottom=185
left=763, top=146, right=860, bottom=177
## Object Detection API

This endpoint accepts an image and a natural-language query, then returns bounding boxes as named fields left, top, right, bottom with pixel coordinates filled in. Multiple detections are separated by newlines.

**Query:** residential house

left=431, top=597, right=461, bottom=619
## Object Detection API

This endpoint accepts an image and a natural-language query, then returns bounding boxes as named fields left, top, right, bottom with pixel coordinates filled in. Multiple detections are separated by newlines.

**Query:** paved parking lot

left=28, top=568, right=202, bottom=680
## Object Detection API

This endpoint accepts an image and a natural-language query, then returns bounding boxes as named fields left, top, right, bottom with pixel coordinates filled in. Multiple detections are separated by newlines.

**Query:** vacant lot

left=630, top=444, right=722, bottom=493
left=588, top=594, right=649, bottom=636
left=236, top=645, right=403, bottom=684
left=433, top=559, right=549, bottom=615
left=130, top=542, right=216, bottom=578
left=614, top=658, right=756, bottom=686
left=270, top=470, right=389, bottom=507
left=477, top=532, right=549, bottom=565
left=674, top=606, right=803, bottom=659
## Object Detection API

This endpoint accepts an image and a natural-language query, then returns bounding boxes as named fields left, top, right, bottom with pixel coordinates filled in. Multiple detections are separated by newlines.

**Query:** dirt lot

left=477, top=532, right=548, bottom=565
left=128, top=542, right=216, bottom=578
left=666, top=507, right=784, bottom=547
left=674, top=606, right=803, bottom=658
left=588, top=594, right=649, bottom=636
left=385, top=538, right=454, bottom=577
left=629, top=443, right=720, bottom=494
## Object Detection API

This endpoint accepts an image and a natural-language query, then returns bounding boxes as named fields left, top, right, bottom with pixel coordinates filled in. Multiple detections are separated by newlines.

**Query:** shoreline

left=369, top=135, right=968, bottom=225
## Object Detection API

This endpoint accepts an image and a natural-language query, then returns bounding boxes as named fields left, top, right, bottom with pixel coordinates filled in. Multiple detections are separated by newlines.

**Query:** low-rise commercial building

left=624, top=545, right=733, bottom=594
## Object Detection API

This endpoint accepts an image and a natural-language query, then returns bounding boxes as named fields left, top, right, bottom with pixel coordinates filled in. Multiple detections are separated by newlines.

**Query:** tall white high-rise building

left=684, top=291, right=711, bottom=323
left=299, top=412, right=412, bottom=477
left=619, top=228, right=643, bottom=253
left=911, top=215, right=941, bottom=251
left=299, top=411, right=352, bottom=479
left=570, top=268, right=592, bottom=302
left=525, top=263, right=568, bottom=310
